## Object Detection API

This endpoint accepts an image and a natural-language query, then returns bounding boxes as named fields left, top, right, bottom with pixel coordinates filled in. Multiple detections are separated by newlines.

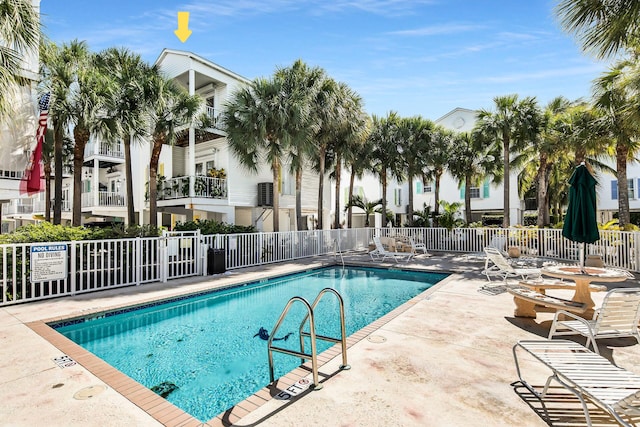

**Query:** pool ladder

left=267, top=287, right=351, bottom=390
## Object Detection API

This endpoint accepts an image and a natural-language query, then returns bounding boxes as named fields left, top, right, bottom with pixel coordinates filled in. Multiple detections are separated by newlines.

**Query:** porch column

left=93, top=160, right=99, bottom=207
left=188, top=68, right=196, bottom=198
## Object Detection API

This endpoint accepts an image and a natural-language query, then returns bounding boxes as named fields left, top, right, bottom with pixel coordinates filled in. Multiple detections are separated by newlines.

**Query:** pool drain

left=367, top=334, right=387, bottom=343
left=73, top=385, right=107, bottom=400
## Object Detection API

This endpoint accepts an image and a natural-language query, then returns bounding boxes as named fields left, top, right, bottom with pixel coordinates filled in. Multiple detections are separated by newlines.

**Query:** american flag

left=20, top=93, right=50, bottom=195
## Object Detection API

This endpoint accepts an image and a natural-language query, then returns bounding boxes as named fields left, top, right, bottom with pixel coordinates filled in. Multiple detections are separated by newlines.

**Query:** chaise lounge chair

left=548, top=287, right=640, bottom=354
left=482, top=247, right=541, bottom=282
left=409, top=237, right=431, bottom=256
left=372, top=237, right=414, bottom=263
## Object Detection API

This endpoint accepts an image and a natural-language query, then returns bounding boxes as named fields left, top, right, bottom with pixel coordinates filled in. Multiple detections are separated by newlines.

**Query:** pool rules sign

left=30, top=244, right=68, bottom=282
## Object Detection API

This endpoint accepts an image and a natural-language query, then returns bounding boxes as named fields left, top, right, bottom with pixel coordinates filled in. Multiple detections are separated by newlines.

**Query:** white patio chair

left=372, top=237, right=413, bottom=263
left=482, top=247, right=541, bottom=282
left=409, top=237, right=431, bottom=256
left=548, top=287, right=640, bottom=354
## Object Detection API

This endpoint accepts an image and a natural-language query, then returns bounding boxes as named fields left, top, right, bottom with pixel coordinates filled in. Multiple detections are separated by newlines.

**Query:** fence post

left=135, top=237, right=142, bottom=285
left=70, top=242, right=76, bottom=295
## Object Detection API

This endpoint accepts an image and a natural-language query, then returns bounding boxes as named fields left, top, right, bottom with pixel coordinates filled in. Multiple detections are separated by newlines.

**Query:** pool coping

left=26, top=262, right=457, bottom=427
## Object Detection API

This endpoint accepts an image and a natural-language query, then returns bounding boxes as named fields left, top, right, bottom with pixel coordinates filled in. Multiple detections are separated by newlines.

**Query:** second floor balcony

left=85, top=142, right=124, bottom=159
left=157, top=176, right=227, bottom=200
left=82, top=191, right=126, bottom=208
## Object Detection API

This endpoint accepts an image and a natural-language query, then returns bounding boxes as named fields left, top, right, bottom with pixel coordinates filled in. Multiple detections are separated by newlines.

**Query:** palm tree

left=437, top=200, right=464, bottom=231
left=398, top=116, right=433, bottom=224
left=275, top=60, right=324, bottom=230
left=556, top=0, right=640, bottom=58
left=344, top=128, right=373, bottom=228
left=0, top=0, right=40, bottom=116
left=475, top=94, right=541, bottom=227
left=593, top=62, right=640, bottom=228
left=148, top=76, right=201, bottom=228
left=222, top=76, right=308, bottom=232
left=40, top=40, right=88, bottom=224
left=369, top=112, right=404, bottom=227
left=447, top=132, right=501, bottom=224
left=423, top=125, right=452, bottom=220
left=344, top=195, right=381, bottom=227
left=96, top=48, right=157, bottom=226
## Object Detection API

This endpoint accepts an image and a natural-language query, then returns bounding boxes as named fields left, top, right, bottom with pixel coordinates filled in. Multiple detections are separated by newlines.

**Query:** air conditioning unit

left=257, top=182, right=273, bottom=206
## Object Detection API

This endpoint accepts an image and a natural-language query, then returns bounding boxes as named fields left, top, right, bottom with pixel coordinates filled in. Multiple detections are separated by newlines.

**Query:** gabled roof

left=154, top=48, right=251, bottom=84
left=434, top=107, right=477, bottom=124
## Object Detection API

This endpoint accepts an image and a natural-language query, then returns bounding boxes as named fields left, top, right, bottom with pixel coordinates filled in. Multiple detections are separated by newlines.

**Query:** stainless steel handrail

left=267, top=296, right=321, bottom=389
left=298, top=287, right=350, bottom=371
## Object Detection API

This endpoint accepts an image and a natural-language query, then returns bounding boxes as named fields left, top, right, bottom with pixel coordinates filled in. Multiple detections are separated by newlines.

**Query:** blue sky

left=40, top=0, right=609, bottom=121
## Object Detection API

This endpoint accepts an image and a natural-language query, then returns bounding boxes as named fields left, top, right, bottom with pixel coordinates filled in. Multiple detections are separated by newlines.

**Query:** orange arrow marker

left=174, top=11, right=192, bottom=43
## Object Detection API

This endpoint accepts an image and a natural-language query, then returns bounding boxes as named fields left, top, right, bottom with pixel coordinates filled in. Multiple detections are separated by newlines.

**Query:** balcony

left=157, top=176, right=227, bottom=200
left=82, top=191, right=126, bottom=208
left=85, top=142, right=124, bottom=159
left=4, top=201, right=33, bottom=215
left=204, top=106, right=221, bottom=129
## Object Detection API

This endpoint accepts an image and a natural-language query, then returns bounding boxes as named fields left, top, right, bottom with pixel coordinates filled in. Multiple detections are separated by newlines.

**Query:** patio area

left=1, top=251, right=639, bottom=426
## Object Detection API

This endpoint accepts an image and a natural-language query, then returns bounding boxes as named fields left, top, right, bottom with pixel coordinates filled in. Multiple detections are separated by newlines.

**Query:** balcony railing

left=157, top=176, right=227, bottom=200
left=3, top=202, right=33, bottom=215
left=85, top=142, right=124, bottom=159
left=82, top=191, right=126, bottom=207
left=204, top=106, right=221, bottom=129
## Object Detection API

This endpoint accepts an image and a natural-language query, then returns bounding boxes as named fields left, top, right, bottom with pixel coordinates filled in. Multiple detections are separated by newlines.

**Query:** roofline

left=434, top=107, right=478, bottom=124
left=154, top=48, right=252, bottom=84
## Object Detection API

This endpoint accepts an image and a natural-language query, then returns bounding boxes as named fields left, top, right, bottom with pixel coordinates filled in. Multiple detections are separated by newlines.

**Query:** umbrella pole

left=579, top=243, right=585, bottom=272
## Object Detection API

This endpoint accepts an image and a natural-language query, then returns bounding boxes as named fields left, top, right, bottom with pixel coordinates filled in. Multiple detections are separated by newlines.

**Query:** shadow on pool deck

left=1, top=251, right=639, bottom=426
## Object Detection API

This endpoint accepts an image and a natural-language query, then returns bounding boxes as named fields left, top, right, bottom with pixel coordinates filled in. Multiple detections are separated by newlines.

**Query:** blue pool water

left=53, top=266, right=447, bottom=421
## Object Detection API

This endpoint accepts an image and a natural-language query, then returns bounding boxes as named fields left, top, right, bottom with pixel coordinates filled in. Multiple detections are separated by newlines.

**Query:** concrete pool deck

left=1, top=252, right=639, bottom=426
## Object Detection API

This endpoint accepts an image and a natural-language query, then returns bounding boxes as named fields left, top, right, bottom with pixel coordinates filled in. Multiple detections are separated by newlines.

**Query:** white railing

left=3, top=201, right=34, bottom=215
left=1, top=227, right=638, bottom=307
left=158, top=176, right=227, bottom=200
left=81, top=191, right=126, bottom=208
left=204, top=106, right=220, bottom=128
left=85, top=142, right=124, bottom=158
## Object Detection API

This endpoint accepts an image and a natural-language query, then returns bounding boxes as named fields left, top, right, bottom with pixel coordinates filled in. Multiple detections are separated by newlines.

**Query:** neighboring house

left=4, top=48, right=329, bottom=231
left=0, top=0, right=41, bottom=232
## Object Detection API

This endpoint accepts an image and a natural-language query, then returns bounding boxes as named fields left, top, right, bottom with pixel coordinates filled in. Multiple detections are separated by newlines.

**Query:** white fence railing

left=1, top=227, right=638, bottom=307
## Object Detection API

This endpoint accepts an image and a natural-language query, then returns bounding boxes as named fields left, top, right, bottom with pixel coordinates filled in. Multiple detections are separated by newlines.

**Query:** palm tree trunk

left=272, top=159, right=280, bottom=232
left=503, top=136, right=510, bottom=227
left=53, top=123, right=63, bottom=224
left=333, top=152, right=342, bottom=229
left=407, top=172, right=414, bottom=225
left=544, top=165, right=552, bottom=225
left=381, top=169, right=388, bottom=227
left=149, top=136, right=164, bottom=228
left=464, top=175, right=472, bottom=224
left=295, top=165, right=303, bottom=230
left=617, top=147, right=630, bottom=227
left=536, top=154, right=548, bottom=227
left=44, top=162, right=52, bottom=222
left=434, top=172, right=442, bottom=227
left=317, top=146, right=326, bottom=229
left=72, top=127, right=90, bottom=227
left=347, top=169, right=356, bottom=228
left=124, top=133, right=136, bottom=225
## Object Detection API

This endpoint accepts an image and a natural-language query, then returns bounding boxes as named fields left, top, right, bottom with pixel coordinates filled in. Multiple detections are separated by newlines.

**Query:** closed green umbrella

left=562, top=163, right=600, bottom=267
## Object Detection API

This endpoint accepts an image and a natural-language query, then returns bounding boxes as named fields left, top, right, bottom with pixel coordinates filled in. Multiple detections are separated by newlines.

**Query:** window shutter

left=159, top=163, right=164, bottom=176
left=416, top=181, right=423, bottom=194
left=483, top=179, right=490, bottom=198
left=459, top=184, right=465, bottom=199
left=343, top=187, right=349, bottom=204
left=611, top=180, right=618, bottom=200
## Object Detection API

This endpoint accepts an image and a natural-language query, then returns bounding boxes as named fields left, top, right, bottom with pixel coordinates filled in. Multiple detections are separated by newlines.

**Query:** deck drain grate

left=367, top=334, right=387, bottom=343
left=73, top=385, right=107, bottom=400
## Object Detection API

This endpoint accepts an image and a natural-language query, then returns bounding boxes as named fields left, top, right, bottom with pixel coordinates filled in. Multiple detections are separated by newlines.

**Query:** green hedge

left=0, top=222, right=161, bottom=244
left=173, top=219, right=256, bottom=234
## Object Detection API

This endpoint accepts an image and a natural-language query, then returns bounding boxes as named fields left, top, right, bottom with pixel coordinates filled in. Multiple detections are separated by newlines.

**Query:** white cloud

left=387, top=23, right=487, bottom=37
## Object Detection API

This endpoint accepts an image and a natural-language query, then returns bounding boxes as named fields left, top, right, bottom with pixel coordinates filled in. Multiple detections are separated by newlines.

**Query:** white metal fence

left=1, top=227, right=638, bottom=307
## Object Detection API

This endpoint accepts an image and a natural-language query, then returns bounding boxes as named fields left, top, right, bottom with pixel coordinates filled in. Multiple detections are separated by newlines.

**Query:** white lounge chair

left=513, top=339, right=640, bottom=427
left=483, top=247, right=541, bottom=282
left=548, top=287, right=640, bottom=354
left=372, top=237, right=413, bottom=263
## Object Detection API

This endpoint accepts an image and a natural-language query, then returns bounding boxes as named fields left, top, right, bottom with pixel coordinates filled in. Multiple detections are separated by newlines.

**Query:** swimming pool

left=52, top=266, right=447, bottom=422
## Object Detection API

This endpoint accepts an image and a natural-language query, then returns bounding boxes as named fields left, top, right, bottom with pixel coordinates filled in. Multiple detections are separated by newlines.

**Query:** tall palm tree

left=344, top=128, right=373, bottom=228
left=422, top=125, right=452, bottom=220
left=475, top=94, right=541, bottom=227
left=369, top=112, right=404, bottom=227
left=222, top=76, right=308, bottom=232
left=593, top=62, right=640, bottom=228
left=447, top=132, right=501, bottom=224
left=556, top=0, right=640, bottom=58
left=0, top=0, right=40, bottom=116
left=398, top=116, right=433, bottom=224
left=148, top=76, right=201, bottom=228
left=96, top=48, right=157, bottom=226
left=40, top=40, right=87, bottom=224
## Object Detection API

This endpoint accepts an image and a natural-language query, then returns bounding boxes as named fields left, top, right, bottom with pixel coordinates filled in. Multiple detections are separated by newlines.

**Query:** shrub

left=0, top=222, right=91, bottom=244
left=173, top=219, right=256, bottom=234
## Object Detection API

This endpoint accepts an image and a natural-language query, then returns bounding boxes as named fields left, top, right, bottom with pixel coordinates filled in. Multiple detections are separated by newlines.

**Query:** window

left=394, top=188, right=402, bottom=206
left=424, top=182, right=433, bottom=193
left=195, top=163, right=203, bottom=175
left=611, top=180, right=635, bottom=200
left=629, top=179, right=635, bottom=199
left=206, top=160, right=215, bottom=172
left=469, top=186, right=480, bottom=199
